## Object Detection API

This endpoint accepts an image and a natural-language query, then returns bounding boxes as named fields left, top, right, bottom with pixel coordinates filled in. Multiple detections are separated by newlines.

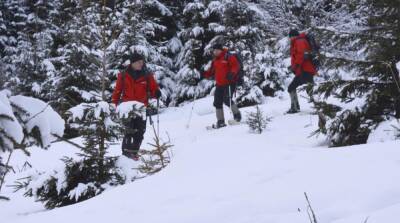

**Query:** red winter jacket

left=112, top=68, right=159, bottom=106
left=290, top=33, right=317, bottom=76
left=203, top=49, right=240, bottom=86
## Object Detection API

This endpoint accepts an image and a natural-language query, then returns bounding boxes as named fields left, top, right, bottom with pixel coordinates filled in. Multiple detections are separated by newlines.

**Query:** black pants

left=288, top=72, right=314, bottom=93
left=122, top=117, right=146, bottom=155
left=213, top=84, right=236, bottom=109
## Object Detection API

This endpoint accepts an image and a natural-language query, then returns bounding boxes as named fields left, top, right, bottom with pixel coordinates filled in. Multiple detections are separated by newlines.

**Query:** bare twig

left=51, top=134, right=85, bottom=150
left=24, top=103, right=50, bottom=124
left=0, top=151, right=14, bottom=195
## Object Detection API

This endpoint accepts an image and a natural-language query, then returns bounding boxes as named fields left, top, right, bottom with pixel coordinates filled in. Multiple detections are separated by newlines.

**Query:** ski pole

left=146, top=107, right=154, bottom=126
left=157, top=98, right=160, bottom=137
left=186, top=95, right=197, bottom=129
left=228, top=85, right=233, bottom=115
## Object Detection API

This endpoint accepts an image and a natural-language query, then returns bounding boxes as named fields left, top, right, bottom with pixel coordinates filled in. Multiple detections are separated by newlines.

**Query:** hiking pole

left=146, top=107, right=154, bottom=127
left=185, top=95, right=197, bottom=129
left=228, top=85, right=233, bottom=116
left=157, top=98, right=160, bottom=137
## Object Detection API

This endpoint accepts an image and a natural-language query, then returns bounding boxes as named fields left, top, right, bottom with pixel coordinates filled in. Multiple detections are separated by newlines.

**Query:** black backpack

left=224, top=50, right=245, bottom=86
left=303, top=33, right=321, bottom=70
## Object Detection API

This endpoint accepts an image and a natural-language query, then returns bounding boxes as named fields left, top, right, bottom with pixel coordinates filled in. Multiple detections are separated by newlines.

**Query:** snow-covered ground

left=1, top=93, right=400, bottom=223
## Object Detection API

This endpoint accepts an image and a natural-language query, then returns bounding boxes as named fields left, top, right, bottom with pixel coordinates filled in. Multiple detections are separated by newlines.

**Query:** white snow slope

left=1, top=93, right=400, bottom=223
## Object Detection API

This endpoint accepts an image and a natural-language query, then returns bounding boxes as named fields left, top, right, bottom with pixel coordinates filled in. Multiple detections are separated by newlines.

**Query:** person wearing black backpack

left=112, top=53, right=162, bottom=160
left=287, top=29, right=318, bottom=114
left=202, top=44, right=242, bottom=128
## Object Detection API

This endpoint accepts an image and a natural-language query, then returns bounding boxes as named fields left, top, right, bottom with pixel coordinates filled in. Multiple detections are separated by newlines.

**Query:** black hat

left=212, top=43, right=224, bottom=50
left=288, top=29, right=300, bottom=38
left=130, top=53, right=144, bottom=63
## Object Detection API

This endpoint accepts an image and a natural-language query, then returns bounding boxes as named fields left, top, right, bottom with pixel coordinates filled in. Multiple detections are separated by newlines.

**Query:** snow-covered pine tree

left=171, top=1, right=218, bottom=105
left=25, top=101, right=125, bottom=209
left=49, top=0, right=123, bottom=138
left=1, top=0, right=61, bottom=100
left=141, top=0, right=177, bottom=104
left=0, top=2, right=6, bottom=89
left=246, top=106, right=271, bottom=134
left=172, top=0, right=288, bottom=106
left=23, top=0, right=129, bottom=204
left=0, top=90, right=65, bottom=199
left=217, top=0, right=267, bottom=106
left=0, top=0, right=29, bottom=91
left=107, top=0, right=177, bottom=105
left=308, top=0, right=400, bottom=146
left=248, top=0, right=306, bottom=101
left=52, top=1, right=105, bottom=113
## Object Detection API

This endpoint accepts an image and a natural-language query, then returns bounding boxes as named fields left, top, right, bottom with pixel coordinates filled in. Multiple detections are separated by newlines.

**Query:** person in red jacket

left=112, top=53, right=161, bottom=160
left=203, top=44, right=242, bottom=128
left=287, top=29, right=317, bottom=114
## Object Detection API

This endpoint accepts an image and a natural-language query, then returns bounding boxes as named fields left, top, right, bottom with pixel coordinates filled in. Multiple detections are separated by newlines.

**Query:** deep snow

left=1, top=93, right=400, bottom=223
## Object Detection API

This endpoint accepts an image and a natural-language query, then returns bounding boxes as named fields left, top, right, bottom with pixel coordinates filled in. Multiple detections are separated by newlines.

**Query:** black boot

left=122, top=136, right=141, bottom=161
left=214, top=120, right=227, bottom=128
left=122, top=149, right=139, bottom=160
left=233, top=112, right=242, bottom=122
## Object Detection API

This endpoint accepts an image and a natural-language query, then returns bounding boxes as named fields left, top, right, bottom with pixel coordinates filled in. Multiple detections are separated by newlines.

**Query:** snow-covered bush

left=0, top=89, right=64, bottom=153
left=246, top=106, right=271, bottom=134
left=27, top=155, right=125, bottom=209
left=0, top=90, right=64, bottom=199
left=24, top=101, right=125, bottom=208
left=21, top=99, right=172, bottom=208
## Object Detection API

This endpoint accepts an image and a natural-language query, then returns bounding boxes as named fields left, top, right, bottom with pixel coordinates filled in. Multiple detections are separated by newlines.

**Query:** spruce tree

left=221, top=1, right=273, bottom=106
left=2, top=1, right=61, bottom=100
left=246, top=106, right=271, bottom=134
left=0, top=90, right=65, bottom=200
left=21, top=101, right=125, bottom=209
left=172, top=1, right=219, bottom=105
left=308, top=0, right=400, bottom=146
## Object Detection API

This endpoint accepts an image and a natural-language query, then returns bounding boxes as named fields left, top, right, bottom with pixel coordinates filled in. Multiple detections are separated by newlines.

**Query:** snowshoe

left=285, top=108, right=300, bottom=114
left=228, top=119, right=241, bottom=126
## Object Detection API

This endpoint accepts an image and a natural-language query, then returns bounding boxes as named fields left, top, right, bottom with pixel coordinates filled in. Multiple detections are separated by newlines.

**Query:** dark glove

left=146, top=107, right=153, bottom=116
left=226, top=72, right=234, bottom=81
left=155, top=89, right=162, bottom=99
